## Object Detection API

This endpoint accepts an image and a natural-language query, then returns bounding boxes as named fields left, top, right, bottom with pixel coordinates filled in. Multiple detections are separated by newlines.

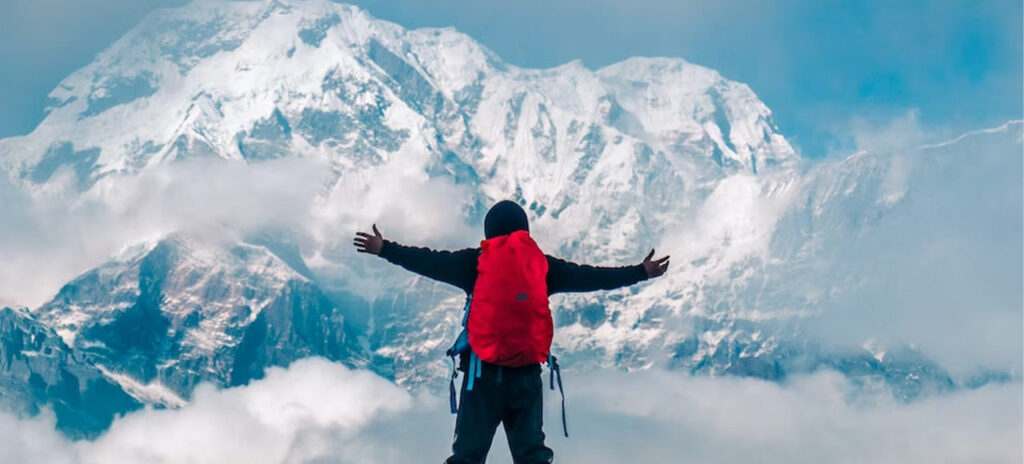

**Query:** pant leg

left=501, top=365, right=554, bottom=464
left=446, top=365, right=503, bottom=464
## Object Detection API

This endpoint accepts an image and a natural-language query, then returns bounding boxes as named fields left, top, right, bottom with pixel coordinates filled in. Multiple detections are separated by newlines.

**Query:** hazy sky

left=0, top=0, right=1021, bottom=157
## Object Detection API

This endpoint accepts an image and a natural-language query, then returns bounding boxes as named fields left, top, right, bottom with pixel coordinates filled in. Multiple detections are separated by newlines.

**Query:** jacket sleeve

left=545, top=255, right=649, bottom=294
left=378, top=241, right=478, bottom=293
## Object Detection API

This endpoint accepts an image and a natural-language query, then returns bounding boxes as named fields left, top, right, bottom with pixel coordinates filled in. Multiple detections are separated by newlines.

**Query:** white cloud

left=804, top=122, right=1023, bottom=376
left=562, top=370, right=1022, bottom=464
left=0, top=154, right=480, bottom=308
left=1, top=360, right=1019, bottom=464
left=0, top=157, right=331, bottom=308
left=0, top=358, right=438, bottom=464
left=846, top=110, right=935, bottom=156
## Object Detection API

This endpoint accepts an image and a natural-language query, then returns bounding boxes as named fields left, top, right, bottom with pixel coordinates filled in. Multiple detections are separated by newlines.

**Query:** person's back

left=353, top=200, right=669, bottom=464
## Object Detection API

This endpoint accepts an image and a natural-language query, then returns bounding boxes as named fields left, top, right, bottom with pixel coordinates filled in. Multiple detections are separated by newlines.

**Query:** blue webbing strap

left=450, top=295, right=474, bottom=402
left=461, top=296, right=472, bottom=325
left=548, top=354, right=554, bottom=389
left=467, top=351, right=478, bottom=391
left=548, top=354, right=568, bottom=438
left=555, top=361, right=567, bottom=438
left=448, top=355, right=459, bottom=414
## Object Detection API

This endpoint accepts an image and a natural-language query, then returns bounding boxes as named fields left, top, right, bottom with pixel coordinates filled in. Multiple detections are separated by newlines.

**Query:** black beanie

left=484, top=200, right=529, bottom=239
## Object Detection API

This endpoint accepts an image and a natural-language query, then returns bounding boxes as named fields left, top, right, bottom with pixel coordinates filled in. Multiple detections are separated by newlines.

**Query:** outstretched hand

left=642, top=249, right=670, bottom=278
left=353, top=224, right=384, bottom=255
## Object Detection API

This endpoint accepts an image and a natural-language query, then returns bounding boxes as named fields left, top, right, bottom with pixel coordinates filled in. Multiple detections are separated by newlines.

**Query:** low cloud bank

left=564, top=370, right=1021, bottom=464
left=806, top=120, right=1023, bottom=375
left=0, top=156, right=478, bottom=308
left=0, top=157, right=327, bottom=308
left=1, top=359, right=1019, bottom=463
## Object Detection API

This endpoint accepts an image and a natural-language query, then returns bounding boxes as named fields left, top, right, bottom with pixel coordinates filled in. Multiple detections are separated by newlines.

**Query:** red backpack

left=445, top=230, right=568, bottom=437
left=468, top=230, right=552, bottom=366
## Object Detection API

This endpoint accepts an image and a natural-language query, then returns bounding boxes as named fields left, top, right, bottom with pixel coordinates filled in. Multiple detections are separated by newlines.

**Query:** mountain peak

left=1, top=0, right=796, bottom=192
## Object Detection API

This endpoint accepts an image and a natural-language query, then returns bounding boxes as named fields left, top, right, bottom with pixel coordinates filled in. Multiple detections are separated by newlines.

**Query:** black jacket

left=379, top=240, right=649, bottom=295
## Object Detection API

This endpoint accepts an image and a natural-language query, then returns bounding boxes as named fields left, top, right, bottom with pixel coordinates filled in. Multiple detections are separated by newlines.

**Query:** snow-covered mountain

left=35, top=234, right=368, bottom=399
left=0, top=1, right=794, bottom=179
left=0, top=0, right=1019, bottom=438
left=0, top=0, right=799, bottom=383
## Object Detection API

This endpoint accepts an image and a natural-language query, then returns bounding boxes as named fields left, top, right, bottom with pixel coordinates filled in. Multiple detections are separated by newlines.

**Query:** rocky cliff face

left=0, top=307, right=140, bottom=438
left=36, top=235, right=367, bottom=398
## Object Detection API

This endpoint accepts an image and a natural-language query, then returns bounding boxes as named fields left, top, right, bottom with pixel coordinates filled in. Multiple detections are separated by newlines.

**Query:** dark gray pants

left=445, top=362, right=554, bottom=464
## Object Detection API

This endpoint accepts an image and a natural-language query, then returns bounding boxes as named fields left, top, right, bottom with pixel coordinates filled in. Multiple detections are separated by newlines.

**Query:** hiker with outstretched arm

left=353, top=200, right=669, bottom=464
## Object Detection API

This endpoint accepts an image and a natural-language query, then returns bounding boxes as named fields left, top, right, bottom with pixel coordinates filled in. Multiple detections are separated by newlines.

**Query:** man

left=353, top=200, right=669, bottom=464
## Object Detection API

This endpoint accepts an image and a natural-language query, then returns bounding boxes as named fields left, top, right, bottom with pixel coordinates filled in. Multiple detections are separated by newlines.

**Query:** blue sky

left=0, top=0, right=1020, bottom=157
